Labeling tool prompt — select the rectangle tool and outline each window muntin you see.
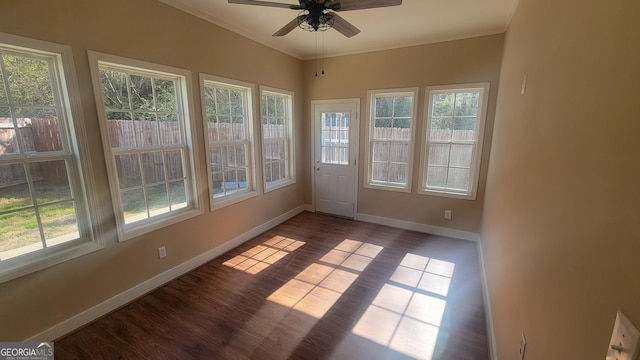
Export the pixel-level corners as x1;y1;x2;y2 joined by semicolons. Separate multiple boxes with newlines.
201;75;256;208
261;88;294;191
420;83;489;199
0;34;101;282
366;89;418;191
321;111;350;165
90;52;200;241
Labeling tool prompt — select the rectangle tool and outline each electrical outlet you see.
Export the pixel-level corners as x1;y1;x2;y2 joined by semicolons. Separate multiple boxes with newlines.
607;311;640;360
444;210;452;220
158;246;166;259
519;332;527;360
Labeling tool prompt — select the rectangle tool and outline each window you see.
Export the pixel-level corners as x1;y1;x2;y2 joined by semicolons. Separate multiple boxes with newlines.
200;75;256;209
365;88;418;192
420;83;490;199
89;52;201;241
321;111;350;165
0;33;102;282
261;87;295;191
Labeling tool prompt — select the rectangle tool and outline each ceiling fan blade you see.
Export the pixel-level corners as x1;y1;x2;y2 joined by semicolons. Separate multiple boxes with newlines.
228;0;296;9
273;17;301;36
335;0;402;11
331;13;360;37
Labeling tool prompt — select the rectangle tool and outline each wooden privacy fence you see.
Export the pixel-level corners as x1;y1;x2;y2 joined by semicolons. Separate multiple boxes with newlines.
109;120;287;183
0;118;64;187
1;119;476;188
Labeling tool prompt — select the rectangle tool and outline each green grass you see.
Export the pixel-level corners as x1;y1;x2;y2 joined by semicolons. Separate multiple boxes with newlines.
0;182;78;253
122;181;187;222
0;180;188;253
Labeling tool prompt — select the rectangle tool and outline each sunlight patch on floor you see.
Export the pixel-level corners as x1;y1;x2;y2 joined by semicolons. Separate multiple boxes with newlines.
267;239;383;319
352;253;455;360
223;235;305;274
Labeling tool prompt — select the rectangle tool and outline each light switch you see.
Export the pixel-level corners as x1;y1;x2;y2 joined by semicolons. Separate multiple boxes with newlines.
606;311;640;360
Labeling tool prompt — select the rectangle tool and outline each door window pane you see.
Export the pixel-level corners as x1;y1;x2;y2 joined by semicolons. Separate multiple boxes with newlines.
321;111;349;165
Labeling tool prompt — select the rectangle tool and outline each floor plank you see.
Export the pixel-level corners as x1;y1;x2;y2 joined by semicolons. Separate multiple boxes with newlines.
55;212;489;360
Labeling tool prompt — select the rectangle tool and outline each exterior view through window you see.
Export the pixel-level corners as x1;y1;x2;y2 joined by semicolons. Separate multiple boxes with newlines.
421;83;489;199
201;75;256;208
321;111;350;165
367;89;418;191
90;52;200;241
0;36;98;278
261;88;294;191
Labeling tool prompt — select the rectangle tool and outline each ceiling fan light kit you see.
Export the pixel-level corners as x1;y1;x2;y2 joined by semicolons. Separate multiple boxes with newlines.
298;10;334;32
228;0;402;37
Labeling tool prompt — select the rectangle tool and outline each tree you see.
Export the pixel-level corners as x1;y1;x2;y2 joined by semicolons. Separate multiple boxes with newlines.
1;54;55;118
430;91;479;131
99;70;177;120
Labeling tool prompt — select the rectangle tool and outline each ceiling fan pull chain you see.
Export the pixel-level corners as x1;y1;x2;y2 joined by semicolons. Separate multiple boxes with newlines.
321;30;325;75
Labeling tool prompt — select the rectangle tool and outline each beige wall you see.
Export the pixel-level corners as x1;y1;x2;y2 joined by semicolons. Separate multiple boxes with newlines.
482;0;640;358
303;35;504;233
0;0;304;340
9;0;635;354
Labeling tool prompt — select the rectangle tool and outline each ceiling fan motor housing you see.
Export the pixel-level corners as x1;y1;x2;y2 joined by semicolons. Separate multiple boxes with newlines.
228;0;402;37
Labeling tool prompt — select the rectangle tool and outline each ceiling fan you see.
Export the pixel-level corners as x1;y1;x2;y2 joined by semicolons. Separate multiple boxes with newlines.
228;0;403;38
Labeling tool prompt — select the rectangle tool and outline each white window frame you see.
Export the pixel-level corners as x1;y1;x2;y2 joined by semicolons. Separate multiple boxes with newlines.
260;86;295;192
419;83;490;200
200;74;257;210
365;88;419;193
88;51;203;242
0;33;104;283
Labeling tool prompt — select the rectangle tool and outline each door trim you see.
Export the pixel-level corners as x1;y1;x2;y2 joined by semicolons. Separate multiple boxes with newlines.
311;98;360;217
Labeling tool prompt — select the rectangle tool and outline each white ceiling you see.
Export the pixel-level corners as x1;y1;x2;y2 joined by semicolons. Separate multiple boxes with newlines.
158;0;519;60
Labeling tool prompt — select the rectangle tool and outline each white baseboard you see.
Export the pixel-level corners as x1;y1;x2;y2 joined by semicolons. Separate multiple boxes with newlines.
28;205;307;342
354;213;480;242
477;238;498;360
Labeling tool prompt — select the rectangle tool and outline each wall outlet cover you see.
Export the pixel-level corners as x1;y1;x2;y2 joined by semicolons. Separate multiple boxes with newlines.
520;332;527;360
606;311;640;360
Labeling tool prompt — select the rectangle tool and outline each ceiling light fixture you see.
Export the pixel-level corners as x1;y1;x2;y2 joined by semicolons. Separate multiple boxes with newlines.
297;9;334;32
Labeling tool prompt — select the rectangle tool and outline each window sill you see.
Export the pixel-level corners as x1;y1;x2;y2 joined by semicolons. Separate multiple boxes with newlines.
0;240;104;284
119;207;204;242
211;190;259;211
418;188;477;200
364;182;411;193
265;179;295;193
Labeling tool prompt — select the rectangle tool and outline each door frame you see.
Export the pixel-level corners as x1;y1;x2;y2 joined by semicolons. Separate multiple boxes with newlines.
311;98;360;217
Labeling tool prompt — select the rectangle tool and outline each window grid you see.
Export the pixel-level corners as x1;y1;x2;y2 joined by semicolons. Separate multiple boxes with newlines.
262;90;293;190
421;84;488;199
98;67;191;227
321;112;349;165
367;90;416;190
203;80;253;204
0;42;91;267
90;52;200;240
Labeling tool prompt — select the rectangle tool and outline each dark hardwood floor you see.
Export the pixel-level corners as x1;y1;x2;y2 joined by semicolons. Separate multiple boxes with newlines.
55;212;489;360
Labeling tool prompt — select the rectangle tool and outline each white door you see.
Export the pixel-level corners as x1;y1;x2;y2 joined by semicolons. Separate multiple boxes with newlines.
312;99;359;218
